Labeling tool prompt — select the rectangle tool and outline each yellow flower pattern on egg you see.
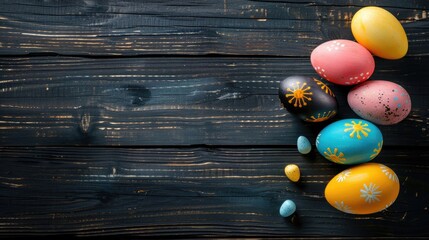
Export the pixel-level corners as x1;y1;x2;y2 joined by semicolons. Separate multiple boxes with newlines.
316;119;383;164
370;141;383;160
306;110;337;122
285;81;313;108
324;147;346;164
279;76;338;122
344;120;371;140
325;163;400;214
314;78;335;97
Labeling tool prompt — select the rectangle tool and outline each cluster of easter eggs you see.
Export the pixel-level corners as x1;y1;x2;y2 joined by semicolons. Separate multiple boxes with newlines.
279;6;410;216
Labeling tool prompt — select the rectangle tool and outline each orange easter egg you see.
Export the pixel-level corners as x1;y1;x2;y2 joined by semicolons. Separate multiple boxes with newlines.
325;163;400;214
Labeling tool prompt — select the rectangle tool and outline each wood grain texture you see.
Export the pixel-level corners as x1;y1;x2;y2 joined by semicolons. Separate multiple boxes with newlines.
1;0;429;238
1;56;428;146
0;147;428;237
0;0;428;56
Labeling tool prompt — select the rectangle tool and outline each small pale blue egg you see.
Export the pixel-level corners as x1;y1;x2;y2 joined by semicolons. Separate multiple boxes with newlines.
297;136;311;154
279;199;296;217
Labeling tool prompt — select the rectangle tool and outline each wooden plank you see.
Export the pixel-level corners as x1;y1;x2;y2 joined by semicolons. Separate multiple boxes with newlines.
0;147;427;237
0;0;428;56
1;56;428;146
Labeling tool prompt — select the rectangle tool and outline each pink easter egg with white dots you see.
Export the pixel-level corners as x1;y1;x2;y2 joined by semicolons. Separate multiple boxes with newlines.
311;39;375;86
347;80;412;125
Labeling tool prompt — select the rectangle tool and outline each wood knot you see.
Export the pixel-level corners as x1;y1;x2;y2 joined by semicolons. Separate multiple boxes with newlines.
80;113;91;134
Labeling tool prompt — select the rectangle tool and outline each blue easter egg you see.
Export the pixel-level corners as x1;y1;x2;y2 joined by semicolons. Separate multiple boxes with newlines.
297;136;311;154
279;199;296;217
316;118;383;165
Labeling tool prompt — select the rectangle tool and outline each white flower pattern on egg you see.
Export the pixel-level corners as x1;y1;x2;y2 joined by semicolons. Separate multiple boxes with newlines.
380;164;399;182
334;201;353;213
384;200;395;210
336;170;351;182
360;183;382;203
325;163;400;214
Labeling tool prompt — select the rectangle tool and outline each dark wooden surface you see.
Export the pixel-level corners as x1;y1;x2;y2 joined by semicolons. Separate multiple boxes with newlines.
0;0;428;238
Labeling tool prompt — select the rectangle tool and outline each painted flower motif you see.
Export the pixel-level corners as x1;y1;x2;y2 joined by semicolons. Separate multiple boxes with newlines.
370;141;383;160
344;120;371;140
306;111;336;122
380;164;399;182
316;134;321;147
285;81;313;108
314;78;335;96
360;183;382;203
324;147;346;164
334;201;353;213
384;200;395;210
336;170;351;182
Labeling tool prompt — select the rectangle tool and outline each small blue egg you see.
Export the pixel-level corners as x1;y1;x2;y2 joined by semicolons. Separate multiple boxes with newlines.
279;199;296;217
297;136;312;154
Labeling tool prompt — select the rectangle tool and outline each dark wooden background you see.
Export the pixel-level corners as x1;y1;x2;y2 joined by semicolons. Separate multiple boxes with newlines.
1;0;428;238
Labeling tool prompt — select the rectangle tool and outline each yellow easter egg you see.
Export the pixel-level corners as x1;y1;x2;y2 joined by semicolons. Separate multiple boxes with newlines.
284;164;300;182
351;6;408;59
325;163;400;214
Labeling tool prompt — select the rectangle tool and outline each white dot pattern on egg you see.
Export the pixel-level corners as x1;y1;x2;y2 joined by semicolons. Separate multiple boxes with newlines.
326;40;346;52
311;39;375;85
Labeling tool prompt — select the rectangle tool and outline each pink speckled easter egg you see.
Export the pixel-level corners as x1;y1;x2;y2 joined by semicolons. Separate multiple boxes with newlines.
311;39;375;86
348;80;411;125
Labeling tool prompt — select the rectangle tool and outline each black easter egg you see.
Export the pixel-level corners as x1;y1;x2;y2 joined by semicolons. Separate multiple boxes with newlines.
279;76;338;122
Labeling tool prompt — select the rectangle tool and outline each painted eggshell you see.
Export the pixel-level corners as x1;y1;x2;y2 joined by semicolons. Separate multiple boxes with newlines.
316;118;383;164
279;199;296;217
325;163;400;214
348;80;411;125
311;39;375;85
352;6;408;59
297;136;311;154
284;164;300;182
279;76;338;122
